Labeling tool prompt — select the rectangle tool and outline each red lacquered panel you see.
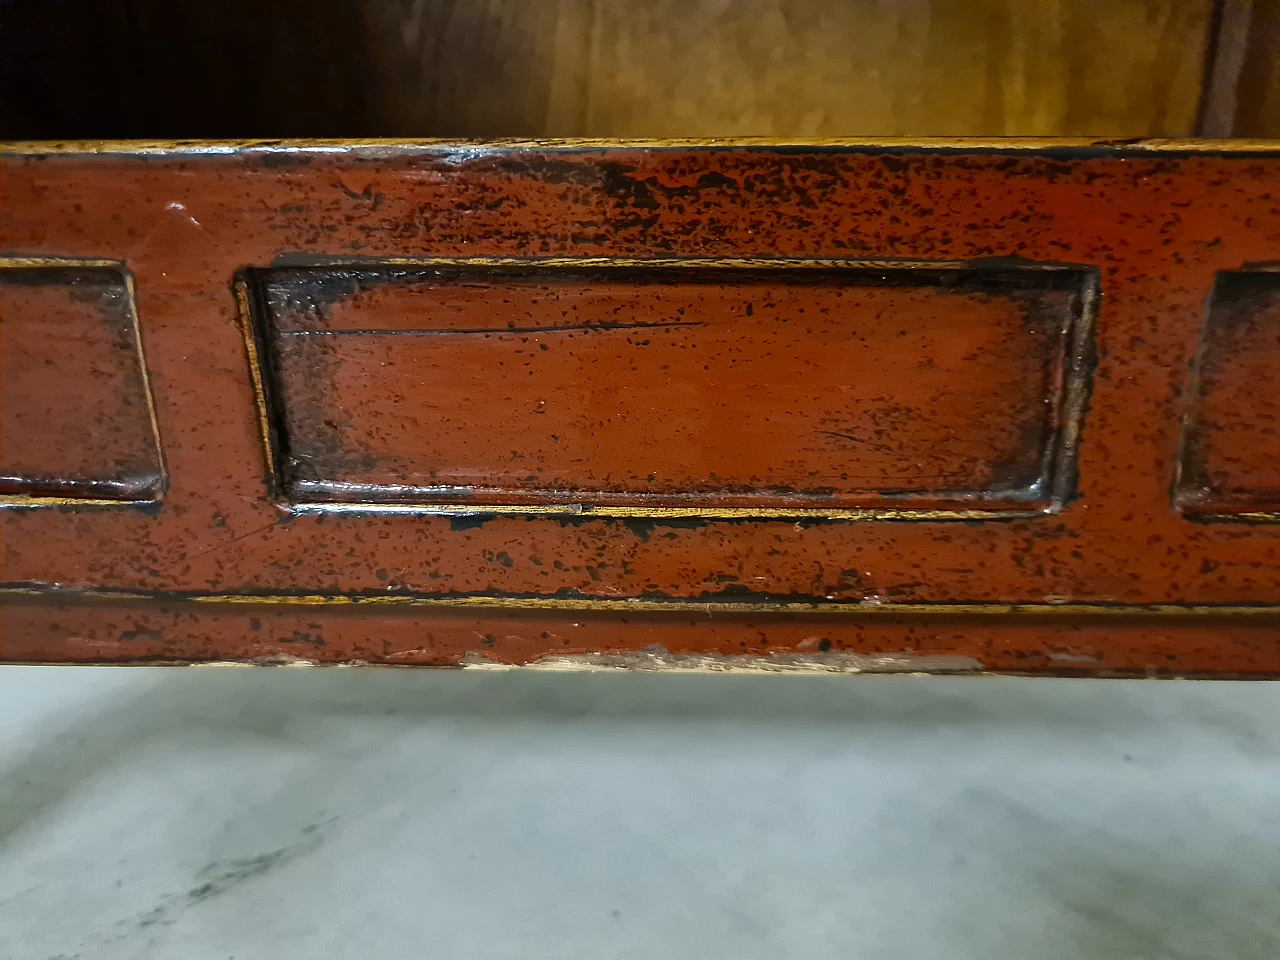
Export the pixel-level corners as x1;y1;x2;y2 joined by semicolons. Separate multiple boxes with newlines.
0;140;1276;675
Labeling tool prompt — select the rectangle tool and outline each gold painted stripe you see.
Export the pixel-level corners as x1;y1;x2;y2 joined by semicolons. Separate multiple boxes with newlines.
234;278;278;485
1;138;1278;155
0;496;159;508
0;257;122;269
124;268;169;493
289;503;1039;521
1186;512;1280;524
275;256;1078;270
1;586;1275;618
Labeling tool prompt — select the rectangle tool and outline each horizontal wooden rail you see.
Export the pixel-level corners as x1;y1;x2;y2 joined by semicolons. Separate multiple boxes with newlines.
1;140;1276;674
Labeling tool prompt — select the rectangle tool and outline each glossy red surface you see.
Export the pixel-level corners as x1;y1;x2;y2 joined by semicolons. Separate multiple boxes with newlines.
255;262;1084;511
0;264;162;499
1175;270;1280;517
1;142;1276;674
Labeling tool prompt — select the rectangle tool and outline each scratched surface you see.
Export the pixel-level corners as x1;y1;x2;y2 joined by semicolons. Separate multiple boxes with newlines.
0;142;1277;673
253;262;1086;512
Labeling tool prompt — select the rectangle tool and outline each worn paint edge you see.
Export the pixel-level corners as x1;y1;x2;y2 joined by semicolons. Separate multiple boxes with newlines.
284;503;1040;521
1047;269;1099;507
5;658;1273;679
1;586;1276;619
123;268;169;498
0;496;161;509
263;255;1085;271
233;277;280;486
458;648;984;674
0;256;123;268
2;137;1279;157
1182;511;1280;523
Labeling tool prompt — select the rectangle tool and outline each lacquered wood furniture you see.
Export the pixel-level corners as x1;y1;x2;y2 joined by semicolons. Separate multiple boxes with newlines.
1;139;1276;674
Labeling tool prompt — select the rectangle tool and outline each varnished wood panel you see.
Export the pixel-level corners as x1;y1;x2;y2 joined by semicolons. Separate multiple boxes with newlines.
1174;270;1280;519
1;1;1220;139
365;0;1215;137
1197;0;1280;137
246;261;1092;515
0;140;1277;675
0;263;164;503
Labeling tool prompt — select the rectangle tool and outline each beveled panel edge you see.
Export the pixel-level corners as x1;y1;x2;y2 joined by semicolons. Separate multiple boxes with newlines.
1172;265;1280;524
234;256;1098;521
0;256;168;509
1045;268;1099;512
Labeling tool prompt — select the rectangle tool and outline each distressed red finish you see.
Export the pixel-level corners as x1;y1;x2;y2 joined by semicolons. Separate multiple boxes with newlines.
250;261;1089;513
0;263;163;500
1174;270;1280;518
0;140;1277;675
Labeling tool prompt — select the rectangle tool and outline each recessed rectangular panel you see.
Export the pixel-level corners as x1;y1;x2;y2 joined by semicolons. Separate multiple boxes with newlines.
247;261;1094;515
1175;270;1280;520
0;263;163;502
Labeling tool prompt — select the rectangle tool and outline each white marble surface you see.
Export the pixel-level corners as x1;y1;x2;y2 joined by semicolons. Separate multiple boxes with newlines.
1;667;1277;960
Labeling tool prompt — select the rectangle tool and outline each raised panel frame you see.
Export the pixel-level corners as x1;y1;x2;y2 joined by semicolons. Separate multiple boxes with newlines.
0;257;166;508
235;257;1098;521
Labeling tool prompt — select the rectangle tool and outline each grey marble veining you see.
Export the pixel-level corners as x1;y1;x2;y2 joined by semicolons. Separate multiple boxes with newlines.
1;667;1276;960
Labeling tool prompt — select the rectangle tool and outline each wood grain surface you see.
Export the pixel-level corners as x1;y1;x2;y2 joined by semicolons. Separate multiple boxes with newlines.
0;0;1237;139
364;0;1217;137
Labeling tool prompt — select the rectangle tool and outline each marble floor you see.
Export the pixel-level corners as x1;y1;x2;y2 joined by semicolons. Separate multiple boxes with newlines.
1;666;1276;959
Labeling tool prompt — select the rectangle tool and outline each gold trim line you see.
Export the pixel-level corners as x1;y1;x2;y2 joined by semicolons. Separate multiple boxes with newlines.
234;278;278;484
287;503;1041;521
0;496;160;508
1;586;1275;618
2;137;1279;156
